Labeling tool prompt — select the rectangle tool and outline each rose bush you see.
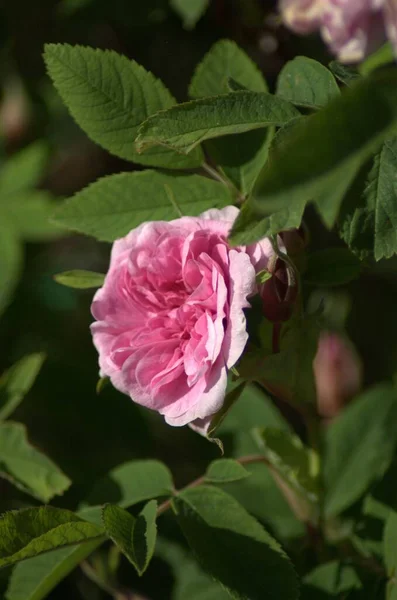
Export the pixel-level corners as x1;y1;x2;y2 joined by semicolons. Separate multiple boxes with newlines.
91;206;274;430
280;0;397;62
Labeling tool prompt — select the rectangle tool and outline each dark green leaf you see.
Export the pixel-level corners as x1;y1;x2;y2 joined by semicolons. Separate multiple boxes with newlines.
303;561;362;595
82;459;174;508
0;143;48;196
384;511;397;578
54;270;105;289
170;0;209;29
102;501;157;575
189;39;268;98
339;137;397;260
189;40;271;194
0;507;104;569
329;61;361;86
324;384;397;517
217;386;304;540
156;537;230;600
136;91;300;154
361;42;395;76
204;381;247;445
229;117;305;244
173;485;299;600
43;44;202;169
5;541;101;600
240;315;320;407
277;56;340;109
0;422;71;503
254;428;319;505
229;194;305;245
52;171;233;241
0;218;22;318
304;248;361;286
5;506;142;600
250;70;397;228
0;353;46;421
205;459;250;484
4;191;65;242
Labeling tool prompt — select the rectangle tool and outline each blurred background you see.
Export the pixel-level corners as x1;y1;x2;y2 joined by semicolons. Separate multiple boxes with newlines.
0;1;396;598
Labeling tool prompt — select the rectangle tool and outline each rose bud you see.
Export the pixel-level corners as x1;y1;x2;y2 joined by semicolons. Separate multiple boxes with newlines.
279;0;395;63
281;226;309;258
313;331;362;419
260;256;298;323
91;206;276;434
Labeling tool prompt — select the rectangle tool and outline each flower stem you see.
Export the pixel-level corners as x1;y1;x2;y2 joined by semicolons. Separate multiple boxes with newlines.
202;162;244;202
156;454;272;516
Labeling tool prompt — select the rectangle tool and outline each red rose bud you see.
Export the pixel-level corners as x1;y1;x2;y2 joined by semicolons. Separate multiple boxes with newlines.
280;226;309;257
261;257;298;323
313;332;362;419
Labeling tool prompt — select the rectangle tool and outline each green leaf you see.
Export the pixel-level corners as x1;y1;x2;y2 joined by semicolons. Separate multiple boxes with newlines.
170;0;209;29
5;541;101;600
173;485;299;600
136;91;300;154
0;507;104;569
102;501;157;576
0;353;46;421
203;380;248;446
54;270;105;289
341;136;397;261
240;315;320;407
0;143;48;196
0;218;23;318
189;39;271;196
229;118;306;245
4;506;140;600
229;194;305;245
384;511;397;578
52;170;233;241
189;39;268;98
303;561;362;595
0;422;71;502
204;459;250;484
324;384;397;517
276;56;340;109
43;44;203;169
4;191;65;242
82;459;174;508
254;428;319;506
217;386;305;541
156;537;230;600
360;42;395;76
329;61;361;86
304;248;361;287
249;70;397;228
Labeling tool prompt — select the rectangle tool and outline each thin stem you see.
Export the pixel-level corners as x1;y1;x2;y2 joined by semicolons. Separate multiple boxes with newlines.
81;560;148;600
81;560;119;596
202;162;244;202
156;454;272;517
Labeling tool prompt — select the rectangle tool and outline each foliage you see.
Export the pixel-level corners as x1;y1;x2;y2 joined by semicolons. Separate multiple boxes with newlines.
2;6;397;600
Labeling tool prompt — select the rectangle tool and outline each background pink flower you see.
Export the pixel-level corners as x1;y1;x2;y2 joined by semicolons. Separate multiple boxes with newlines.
280;0;396;62
91;206;273;431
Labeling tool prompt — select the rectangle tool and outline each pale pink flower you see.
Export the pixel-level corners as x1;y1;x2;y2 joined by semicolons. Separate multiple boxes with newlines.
280;0;396;63
91;207;273;431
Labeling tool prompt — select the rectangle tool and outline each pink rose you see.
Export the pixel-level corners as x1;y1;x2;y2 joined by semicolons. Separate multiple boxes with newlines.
91;206;273;431
280;0;396;63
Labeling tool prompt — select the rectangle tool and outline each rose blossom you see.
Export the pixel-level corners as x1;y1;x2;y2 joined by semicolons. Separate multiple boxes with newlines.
91;206;274;431
279;0;396;63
